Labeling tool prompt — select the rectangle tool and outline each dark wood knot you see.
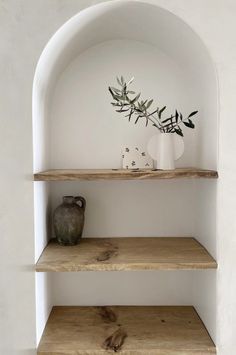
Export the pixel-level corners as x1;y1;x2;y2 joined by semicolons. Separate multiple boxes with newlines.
96;249;117;262
103;328;127;352
98;306;117;323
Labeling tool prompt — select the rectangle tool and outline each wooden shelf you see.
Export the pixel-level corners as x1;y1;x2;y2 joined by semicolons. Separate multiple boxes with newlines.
34;168;218;181
36;237;217;272
37;306;216;354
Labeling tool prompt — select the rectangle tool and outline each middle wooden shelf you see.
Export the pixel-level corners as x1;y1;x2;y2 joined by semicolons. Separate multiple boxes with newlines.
36;237;217;272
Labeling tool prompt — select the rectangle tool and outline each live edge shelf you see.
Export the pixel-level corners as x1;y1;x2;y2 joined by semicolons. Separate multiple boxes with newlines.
37;306;216;355
34;168;218;181
36;237;217;272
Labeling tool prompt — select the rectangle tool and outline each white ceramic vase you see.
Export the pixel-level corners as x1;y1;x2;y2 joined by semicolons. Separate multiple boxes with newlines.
147;133;184;170
158;133;175;170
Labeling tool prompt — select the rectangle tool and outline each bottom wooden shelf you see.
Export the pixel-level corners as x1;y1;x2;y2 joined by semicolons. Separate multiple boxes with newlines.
38;306;216;354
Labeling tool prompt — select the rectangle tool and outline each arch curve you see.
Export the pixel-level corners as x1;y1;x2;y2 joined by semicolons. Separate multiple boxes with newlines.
33;0;218;171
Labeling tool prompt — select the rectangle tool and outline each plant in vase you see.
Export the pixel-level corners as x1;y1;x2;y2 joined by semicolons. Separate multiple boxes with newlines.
108;76;198;170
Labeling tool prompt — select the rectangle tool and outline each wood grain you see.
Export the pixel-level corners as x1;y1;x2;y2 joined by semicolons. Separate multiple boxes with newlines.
36;237;217;272
37;306;216;354
34;168;218;181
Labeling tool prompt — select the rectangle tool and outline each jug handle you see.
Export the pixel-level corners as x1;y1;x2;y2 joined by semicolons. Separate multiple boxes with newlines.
75;196;86;210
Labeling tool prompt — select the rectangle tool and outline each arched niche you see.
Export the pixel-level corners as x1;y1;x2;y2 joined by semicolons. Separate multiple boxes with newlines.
33;0;218;172
32;0;218;345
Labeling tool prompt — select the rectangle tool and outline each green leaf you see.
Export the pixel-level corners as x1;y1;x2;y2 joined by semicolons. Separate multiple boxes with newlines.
111;87;120;93
188;110;198;118
175;128;184;137
158;106;166;118
116;77;122;86
146;99;153;109
127;91;135;94
108;87;118;101
175;110;179;122
130;93;141;104
121;76;125;85
183;121;192;128
111;103;121;106
116;109;130;113
135;115;141;124
128;109;133;121
142;100;148;106
108;87;114;95
184;119;195;129
127;77;134;85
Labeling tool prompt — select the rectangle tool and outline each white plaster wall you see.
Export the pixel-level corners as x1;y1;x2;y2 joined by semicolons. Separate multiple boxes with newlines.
0;1;111;354
39;1;218;344
49;39;199;168
1;1;236;355
45;7;214;341
52;271;192;306
150;2;236;354
49;180;195;316
34;0;218;172
50;180;195;237
193;179;217;339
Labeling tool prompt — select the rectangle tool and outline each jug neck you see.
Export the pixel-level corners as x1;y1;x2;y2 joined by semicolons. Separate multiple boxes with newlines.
63;196;74;204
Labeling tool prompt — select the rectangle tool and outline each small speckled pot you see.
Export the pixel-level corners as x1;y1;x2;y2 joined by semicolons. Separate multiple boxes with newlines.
53;195;86;246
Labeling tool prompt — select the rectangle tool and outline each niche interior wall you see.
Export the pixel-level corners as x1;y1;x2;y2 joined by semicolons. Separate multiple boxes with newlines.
33;0;218;352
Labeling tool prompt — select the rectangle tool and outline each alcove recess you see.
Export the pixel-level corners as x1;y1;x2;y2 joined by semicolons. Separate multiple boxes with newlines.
33;1;218;353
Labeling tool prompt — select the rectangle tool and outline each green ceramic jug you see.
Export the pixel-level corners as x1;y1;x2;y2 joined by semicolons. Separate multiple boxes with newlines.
53;195;86;246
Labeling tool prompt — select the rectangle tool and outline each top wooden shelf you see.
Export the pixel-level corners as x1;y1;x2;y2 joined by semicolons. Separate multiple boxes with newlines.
34;168;218;181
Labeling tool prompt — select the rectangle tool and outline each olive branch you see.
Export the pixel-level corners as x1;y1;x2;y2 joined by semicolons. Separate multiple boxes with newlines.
109;76;198;137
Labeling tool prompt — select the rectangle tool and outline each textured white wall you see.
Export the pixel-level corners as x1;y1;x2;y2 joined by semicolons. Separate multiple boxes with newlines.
35;0;217;345
1;1;236;354
151;3;236;354
50;39;199;169
0;1;109;354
